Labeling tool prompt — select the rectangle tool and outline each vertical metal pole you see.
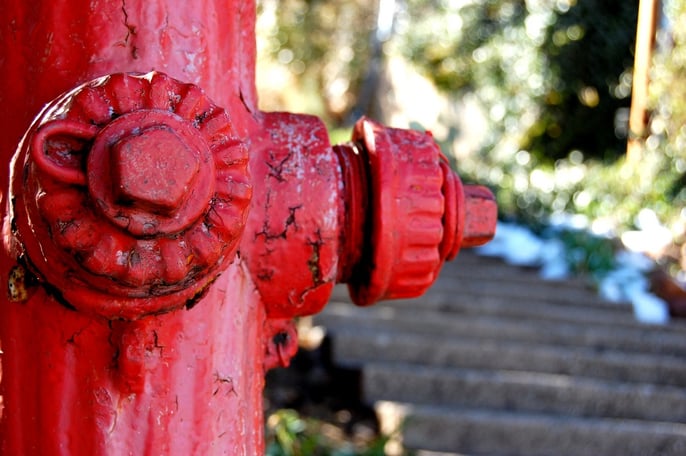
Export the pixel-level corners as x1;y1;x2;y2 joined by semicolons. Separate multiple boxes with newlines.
0;1;266;454
628;0;660;162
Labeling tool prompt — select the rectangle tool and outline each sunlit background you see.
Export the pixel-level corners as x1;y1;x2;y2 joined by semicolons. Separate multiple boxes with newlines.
256;0;685;282
258;0;686;453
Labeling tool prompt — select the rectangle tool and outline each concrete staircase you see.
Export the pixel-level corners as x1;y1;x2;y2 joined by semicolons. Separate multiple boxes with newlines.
313;251;686;456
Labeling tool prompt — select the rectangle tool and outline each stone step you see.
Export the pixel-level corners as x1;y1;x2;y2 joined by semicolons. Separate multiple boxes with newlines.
414;452;465;456
427;274;615;310
324;252;686;455
375;401;686;456
315;303;686;356
440;261;579;285
324;327;686;386
445;251;567;276
363;362;686;422
444;250;589;285
329;285;644;328
333;254;624;311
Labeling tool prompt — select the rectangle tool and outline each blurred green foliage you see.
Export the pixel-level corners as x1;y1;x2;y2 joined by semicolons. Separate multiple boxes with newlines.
398;0;637;164
258;0;375;123
398;0;685;246
394;0;643;231
265;409;391;456
259;0;686;265
649;0;686;212
558;227;617;278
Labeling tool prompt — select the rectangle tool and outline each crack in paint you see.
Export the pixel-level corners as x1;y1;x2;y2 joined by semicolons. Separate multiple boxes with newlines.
239;90;253;115
121;0;138;59
265;151;292;183
150;330;164;356
66;322;91;345
255;200;302;242
212;372;237;397
107;320;120;371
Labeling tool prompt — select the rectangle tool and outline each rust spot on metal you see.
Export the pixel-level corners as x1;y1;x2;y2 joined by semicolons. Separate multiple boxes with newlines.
307;230;324;286
194;110;211;127
7;263;37;302
183;277;215;311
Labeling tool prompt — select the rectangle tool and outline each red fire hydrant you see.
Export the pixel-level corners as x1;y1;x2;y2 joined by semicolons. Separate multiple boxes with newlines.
0;1;496;454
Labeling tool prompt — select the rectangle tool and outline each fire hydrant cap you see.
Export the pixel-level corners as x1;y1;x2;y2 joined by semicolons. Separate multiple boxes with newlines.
343;118;497;307
12;72;252;319
347;118;445;305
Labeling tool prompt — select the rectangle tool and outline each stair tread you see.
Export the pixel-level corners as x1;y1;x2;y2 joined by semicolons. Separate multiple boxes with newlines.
320;252;686;455
328;294;644;329
315;304;686;355
376;401;686;456
363;361;686;422
325;325;686;384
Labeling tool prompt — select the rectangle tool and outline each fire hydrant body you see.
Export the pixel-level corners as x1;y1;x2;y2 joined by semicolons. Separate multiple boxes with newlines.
0;1;496;455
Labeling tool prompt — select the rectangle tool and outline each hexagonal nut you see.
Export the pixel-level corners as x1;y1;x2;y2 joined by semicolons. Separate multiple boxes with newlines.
111;126;199;215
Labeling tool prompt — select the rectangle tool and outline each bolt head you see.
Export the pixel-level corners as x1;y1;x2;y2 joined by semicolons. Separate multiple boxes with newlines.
462;185;497;247
111;126;199;215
